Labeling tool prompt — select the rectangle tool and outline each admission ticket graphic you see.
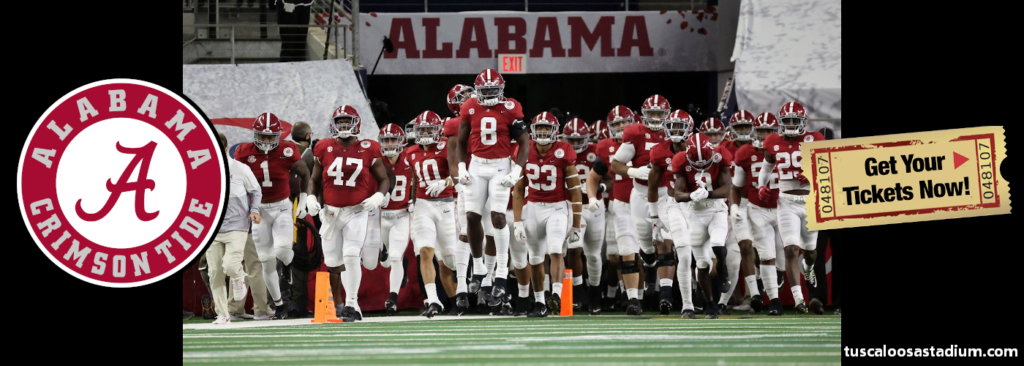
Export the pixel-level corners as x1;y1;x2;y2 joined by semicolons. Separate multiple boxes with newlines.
803;126;1010;230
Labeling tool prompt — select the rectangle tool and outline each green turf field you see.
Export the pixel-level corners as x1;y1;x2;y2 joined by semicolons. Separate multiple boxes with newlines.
183;313;841;365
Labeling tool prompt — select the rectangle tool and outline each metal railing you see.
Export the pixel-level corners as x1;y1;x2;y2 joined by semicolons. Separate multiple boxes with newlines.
183;24;352;65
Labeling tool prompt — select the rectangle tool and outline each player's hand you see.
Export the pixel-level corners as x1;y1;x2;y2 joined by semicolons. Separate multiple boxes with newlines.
362;192;386;211
646;215;665;232
381;193;391;208
407;202;415;213
294;193;309;219
587;199;604;212
730;204;746;223
454;182;466;196
627;166;651;180
425;180;448;197
758;186;771;200
305;195;321;216
250;212;262;225
514;221;527;243
567;227;581;244
690;187;709;202
499;165;523;188
457;163;471;186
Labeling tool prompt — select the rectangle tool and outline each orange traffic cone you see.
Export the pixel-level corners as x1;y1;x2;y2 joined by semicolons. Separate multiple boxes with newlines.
312;272;344;323
561;269;573;316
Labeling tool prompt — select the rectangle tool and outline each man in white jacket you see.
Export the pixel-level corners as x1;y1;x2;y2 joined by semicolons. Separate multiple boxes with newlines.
208;132;264;324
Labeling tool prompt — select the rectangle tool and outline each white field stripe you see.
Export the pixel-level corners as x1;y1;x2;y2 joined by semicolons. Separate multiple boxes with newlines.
183;326;840;335
184;343;842;350
182;327;841;338
258;363;841;366
183;351;840;360
183;319;841;331
184;332;837;340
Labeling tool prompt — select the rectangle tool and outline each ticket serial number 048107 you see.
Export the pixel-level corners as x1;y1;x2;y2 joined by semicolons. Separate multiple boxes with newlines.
802;126;1009;230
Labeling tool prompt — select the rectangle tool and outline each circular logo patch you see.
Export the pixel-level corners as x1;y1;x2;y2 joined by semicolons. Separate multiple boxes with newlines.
360;141;371;149
18;79;227;288
283;147;293;157
438;141;447;149
247;155;256;163
586;152;596;162
804;134;814;142
554;149;565;159
504;101;515;110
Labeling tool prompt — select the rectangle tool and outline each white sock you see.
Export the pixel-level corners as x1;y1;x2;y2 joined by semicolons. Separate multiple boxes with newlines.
484;254;496;280
491;222;511;279
760;265;779;299
518;283;530;297
481;276;492;288
637;282;645;300
261;260;281;303
544;274;551;291
606;285;617;298
552;282;563;297
473;256;486;275
425;283;440;307
573;275;583;286
618;280;625;291
660;278;673;287
342;256;362;306
791;285;804;304
456;270;468;294
388;260;403;294
534;291;545;303
626;288;638;300
745;275;760;297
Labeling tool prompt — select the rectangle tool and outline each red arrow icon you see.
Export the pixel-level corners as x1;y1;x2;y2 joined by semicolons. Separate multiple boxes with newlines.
953;152;969;169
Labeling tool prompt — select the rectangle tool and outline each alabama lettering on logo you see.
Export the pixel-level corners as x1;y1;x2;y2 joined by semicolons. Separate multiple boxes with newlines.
18;79;227;288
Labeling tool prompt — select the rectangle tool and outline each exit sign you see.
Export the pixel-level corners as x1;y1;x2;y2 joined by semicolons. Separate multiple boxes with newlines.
499;54;527;74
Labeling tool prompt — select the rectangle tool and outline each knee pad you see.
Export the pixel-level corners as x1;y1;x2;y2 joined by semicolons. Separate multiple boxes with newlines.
620;257;640;274
638;250;657;267
528;253;545;266
656;252;678;267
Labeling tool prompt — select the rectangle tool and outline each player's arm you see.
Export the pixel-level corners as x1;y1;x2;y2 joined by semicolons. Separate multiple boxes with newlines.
586;168;603;203
458;119;470;164
730;165;746;207
648;164;663;203
710;167;733;199
512;177;526;223
758;155;775;189
511;119;529;169
675;174;693;202
447;138;460;180
291;159;311;204
409;168;418;203
239;162;263;209
566;165;583;229
370;158;390;195
308;157;322;198
385;165;397;193
610;142;634;176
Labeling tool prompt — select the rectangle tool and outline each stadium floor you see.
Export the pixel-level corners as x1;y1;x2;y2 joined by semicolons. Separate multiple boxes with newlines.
183;311;841;365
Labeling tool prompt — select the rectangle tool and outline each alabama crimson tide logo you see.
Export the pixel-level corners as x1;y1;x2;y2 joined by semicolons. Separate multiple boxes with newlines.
18;79;227;288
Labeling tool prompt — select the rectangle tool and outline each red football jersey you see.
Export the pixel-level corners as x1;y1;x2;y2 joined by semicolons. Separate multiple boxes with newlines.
313;139;384;207
596;137;633;202
406;140;454;199
733;144;779;208
672;146;733;192
620;123;666;186
648;141;681;189
459;97;524;159
523;141;577;203
719;139;744;156
443;115;461;138
763;131;824;185
382;151;413;210
235;141;301;202
570;144;600;203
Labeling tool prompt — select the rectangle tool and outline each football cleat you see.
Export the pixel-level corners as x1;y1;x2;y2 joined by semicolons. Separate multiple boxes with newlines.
547;293;561;314
527;302;549;317
768;299;784;316
659;299;672;315
498;302;514;316
274;301;289;319
514;297;530;316
212;316;230;324
588;286;602;315
809;298;824;315
794;302;809;315
201;294;215;319
750;294;764;313
487;284;507;307
384;299;397;316
625;299;643;316
342;306;363;321
802;263;817;288
718;303;732;315
704;302;719;319
468;274;484;294
680;309;696;319
452;293;469;316
424;302;442;318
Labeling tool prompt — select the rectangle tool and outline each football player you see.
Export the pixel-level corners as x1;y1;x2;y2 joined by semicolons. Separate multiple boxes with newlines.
407;111;463;317
512;112;583;317
305;105;391;321
610;95;671;315
234;112;310;319
378;123;415;315
732;112;786;315
456;69;529;308
757;102;825;315
698;117;735;303
673;133;733;319
562;118;604;312
722;110;763;313
595;106;637;312
647;110;694;316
